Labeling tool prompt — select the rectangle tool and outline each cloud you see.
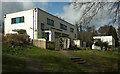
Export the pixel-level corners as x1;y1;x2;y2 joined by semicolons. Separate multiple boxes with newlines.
1;1;35;22
56;2;119;29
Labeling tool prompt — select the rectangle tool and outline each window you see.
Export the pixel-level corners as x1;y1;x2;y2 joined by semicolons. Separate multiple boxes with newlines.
20;17;24;23
41;23;44;30
45;32;49;41
11;16;24;24
60;23;67;30
75;34;76;38
11;18;16;24
70;28;74;32
47;18;54;26
94;39;101;42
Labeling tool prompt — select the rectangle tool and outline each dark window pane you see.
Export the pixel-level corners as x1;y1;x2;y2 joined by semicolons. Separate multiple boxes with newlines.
47;18;54;26
60;23;67;30
41;23;44;30
45;32;49;41
20;17;24;23
70;28;74;32
11;16;24;24
16;17;20;23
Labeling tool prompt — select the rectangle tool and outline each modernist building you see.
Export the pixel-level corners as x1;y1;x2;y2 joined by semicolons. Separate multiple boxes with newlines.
4;8;78;49
92;36;115;50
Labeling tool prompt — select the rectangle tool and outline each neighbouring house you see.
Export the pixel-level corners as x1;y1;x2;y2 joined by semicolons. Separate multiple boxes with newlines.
92;36;115;50
4;8;78;49
74;40;87;48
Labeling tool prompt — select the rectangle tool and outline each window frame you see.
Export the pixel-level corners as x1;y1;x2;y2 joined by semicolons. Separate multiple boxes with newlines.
47;18;54;26
60;23;67;30
70;27;74;32
11;16;24;24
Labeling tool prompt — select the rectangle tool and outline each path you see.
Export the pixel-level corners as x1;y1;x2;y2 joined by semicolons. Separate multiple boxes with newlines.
20;57;43;72
56;50;103;72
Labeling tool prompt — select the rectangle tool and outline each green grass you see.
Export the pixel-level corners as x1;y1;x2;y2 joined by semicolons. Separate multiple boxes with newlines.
21;46;84;72
2;53;25;72
69;50;118;72
2;43;88;72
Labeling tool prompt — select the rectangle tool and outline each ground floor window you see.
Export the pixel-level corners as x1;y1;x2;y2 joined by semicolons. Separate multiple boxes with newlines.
45;32;49;41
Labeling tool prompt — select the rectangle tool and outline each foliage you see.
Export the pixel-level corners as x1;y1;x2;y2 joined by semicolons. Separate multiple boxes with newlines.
95;39;108;51
103;42;108;51
2;34;31;54
95;40;104;50
3;34;31;47
78;47;90;50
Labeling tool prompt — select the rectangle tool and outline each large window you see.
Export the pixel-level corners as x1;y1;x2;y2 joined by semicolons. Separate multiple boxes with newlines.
47;18;54;26
60;23;67;30
11;16;24;24
70;28;74;32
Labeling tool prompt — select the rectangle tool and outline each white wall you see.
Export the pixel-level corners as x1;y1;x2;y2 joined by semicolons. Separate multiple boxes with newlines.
92;36;115;50
4;9;34;39
74;40;80;47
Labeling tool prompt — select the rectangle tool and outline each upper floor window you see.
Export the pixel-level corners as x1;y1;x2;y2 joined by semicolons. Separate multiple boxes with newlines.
47;18;54;26
60;23;67;30
11;16;24;24
70;28;74;32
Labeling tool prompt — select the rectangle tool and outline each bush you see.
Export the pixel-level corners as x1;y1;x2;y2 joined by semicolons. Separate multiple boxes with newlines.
3;34;31;47
2;34;31;54
69;45;78;50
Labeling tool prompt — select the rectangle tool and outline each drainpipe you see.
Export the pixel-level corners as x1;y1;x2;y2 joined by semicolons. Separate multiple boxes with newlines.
33;9;34;40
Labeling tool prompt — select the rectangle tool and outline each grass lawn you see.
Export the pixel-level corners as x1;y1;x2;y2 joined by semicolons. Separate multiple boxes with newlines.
2;53;25;72
3;43;88;72
69;50;119;72
21;46;84;72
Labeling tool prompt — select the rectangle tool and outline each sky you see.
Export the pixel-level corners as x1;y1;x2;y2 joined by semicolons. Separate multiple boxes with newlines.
0;0;119;30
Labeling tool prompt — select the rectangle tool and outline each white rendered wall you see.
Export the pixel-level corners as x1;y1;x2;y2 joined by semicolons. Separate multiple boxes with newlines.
4;9;34;39
74;40;80;47
92;36;115;49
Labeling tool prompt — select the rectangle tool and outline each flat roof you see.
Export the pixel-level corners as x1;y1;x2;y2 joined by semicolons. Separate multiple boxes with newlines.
4;8;75;27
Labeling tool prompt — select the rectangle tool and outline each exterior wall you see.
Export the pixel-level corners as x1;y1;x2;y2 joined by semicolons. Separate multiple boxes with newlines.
4;9;34;39
74;40;81;47
37;8;77;41
33;39;46;49
92;36;115;50
4;8;78;49
74;40;87;48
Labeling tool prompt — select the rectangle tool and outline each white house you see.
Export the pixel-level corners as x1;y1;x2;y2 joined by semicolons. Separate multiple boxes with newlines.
4;8;78;49
92;36;115;50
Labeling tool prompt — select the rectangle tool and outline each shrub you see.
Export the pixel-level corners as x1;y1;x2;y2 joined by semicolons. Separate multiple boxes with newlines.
2;34;31;54
3;34;31;47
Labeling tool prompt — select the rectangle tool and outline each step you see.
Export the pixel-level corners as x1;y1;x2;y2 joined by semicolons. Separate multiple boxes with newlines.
70;57;82;60
71;59;84;62
76;61;86;64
